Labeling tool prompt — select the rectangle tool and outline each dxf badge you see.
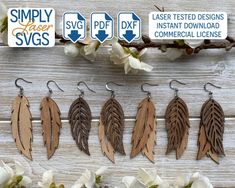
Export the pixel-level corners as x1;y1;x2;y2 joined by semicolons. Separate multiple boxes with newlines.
63;12;86;43
8;8;55;47
118;12;141;43
90;12;113;43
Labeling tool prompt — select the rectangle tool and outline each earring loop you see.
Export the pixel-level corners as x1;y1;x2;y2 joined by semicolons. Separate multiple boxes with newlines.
15;78;32;96
77;81;96;97
169;79;186;96
105;81;123;97
141;83;159;98
47;80;64;95
204;82;221;98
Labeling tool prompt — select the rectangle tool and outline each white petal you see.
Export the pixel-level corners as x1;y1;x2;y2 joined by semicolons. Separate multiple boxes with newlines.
111;42;129;59
124;61;131;74
0;3;7;20
185;39;204;48
2;161;14;177
128;56;153;72
80;46;96;62
122;176;145;188
139;48;147;57
191;177;213;188
64;43;80;58
140;61;153;72
83;41;100;56
165;48;184;61
175;175;190;186
74;169;96;188
20;176;32;186
190;172;200;182
38;170;54;188
0;167;11;185
95;166;108;176
15;161;25;175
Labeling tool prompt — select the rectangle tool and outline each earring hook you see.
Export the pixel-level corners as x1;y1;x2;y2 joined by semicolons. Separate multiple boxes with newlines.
47;80;64;95
15;78;32;95
169;79;186;96
141;83;159;97
105;81;123;97
204;82;221;98
77;81;96;97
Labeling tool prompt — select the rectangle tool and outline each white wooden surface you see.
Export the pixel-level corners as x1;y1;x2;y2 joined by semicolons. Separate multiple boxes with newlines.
0;0;235;187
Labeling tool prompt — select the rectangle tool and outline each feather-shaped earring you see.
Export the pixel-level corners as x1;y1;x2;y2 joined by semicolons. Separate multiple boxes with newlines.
99;81;125;163
131;83;158;163
197;82;225;164
11;78;33;160
40;80;64;159
165;80;190;159
68;81;95;155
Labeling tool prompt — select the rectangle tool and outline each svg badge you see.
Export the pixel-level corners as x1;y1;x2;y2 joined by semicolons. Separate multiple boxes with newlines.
8;8;55;47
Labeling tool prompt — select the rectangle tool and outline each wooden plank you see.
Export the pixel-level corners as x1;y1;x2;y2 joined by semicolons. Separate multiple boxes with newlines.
0;47;234;118
0;119;234;187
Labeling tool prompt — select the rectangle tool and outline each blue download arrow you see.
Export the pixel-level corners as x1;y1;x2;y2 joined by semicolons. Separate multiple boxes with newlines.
123;30;136;43
95;30;108;43
68;30;81;43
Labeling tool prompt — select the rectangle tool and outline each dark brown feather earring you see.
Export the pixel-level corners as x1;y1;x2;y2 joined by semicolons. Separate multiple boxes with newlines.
165;80;190;159
197;82;225;164
131;83;158;163
99;81;125;163
68;81;95;156
40;80;64;159
11;78;33;160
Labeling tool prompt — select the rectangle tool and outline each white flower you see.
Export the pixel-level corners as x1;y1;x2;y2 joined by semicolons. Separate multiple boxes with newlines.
190;173;213;188
109;41;153;74
64;42;80;57
184;39;204;48
72;167;107;188
38;170;54;188
137;168;163;187
0;161;32;187
79;40;100;61
122;176;145;188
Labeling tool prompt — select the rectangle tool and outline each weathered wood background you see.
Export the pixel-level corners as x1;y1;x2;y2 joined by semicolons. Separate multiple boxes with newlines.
0;0;235;187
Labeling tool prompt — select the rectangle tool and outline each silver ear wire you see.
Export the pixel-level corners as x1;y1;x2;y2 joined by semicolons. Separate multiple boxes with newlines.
169;79;186;96
77;81;96;97
15;78;32;96
141;83;159;98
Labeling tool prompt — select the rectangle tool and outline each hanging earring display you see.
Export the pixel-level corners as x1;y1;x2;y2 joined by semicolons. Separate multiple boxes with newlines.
197;83;225;164
165;80;190;159
68;81;95;155
40;80;64;159
99;82;125;163
11;78;33;160
130;83;158;163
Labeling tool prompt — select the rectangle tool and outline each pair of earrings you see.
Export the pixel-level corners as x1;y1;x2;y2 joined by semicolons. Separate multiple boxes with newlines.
11;78;63;160
130;80;225;164
68;81;125;163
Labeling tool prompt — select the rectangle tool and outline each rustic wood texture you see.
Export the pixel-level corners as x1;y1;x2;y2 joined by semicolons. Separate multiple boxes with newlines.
11;95;32;160
69;97;92;156
197;98;225;164
0;0;234;187
40;97;62;159
131;97;156;163
165;96;190;160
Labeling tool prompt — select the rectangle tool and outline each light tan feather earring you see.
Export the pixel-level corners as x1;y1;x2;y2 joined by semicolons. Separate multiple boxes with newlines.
165;80;190;159
11;78;33;160
99;82;125;163
40;80;64;159
131;83;158;163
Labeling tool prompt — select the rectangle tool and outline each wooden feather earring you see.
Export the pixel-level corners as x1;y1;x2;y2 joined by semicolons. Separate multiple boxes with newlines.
11;78;33;160
197;82;225;164
99;81;125;163
131;83;158;163
68;81;95;155
165;79;190;159
40;80;64;159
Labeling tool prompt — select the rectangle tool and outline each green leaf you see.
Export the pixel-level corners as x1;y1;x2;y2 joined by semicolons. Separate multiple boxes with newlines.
184;182;193;188
0;17;8;33
175;39;185;46
96;175;101;184
149;185;158;188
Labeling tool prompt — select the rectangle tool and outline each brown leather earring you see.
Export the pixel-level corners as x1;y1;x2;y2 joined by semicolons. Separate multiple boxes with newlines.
68;81;95;156
130;83;158;163
11;78;33;160
165;80;190;159
40;80;64;159
197;82;225;164
99;81;125;163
